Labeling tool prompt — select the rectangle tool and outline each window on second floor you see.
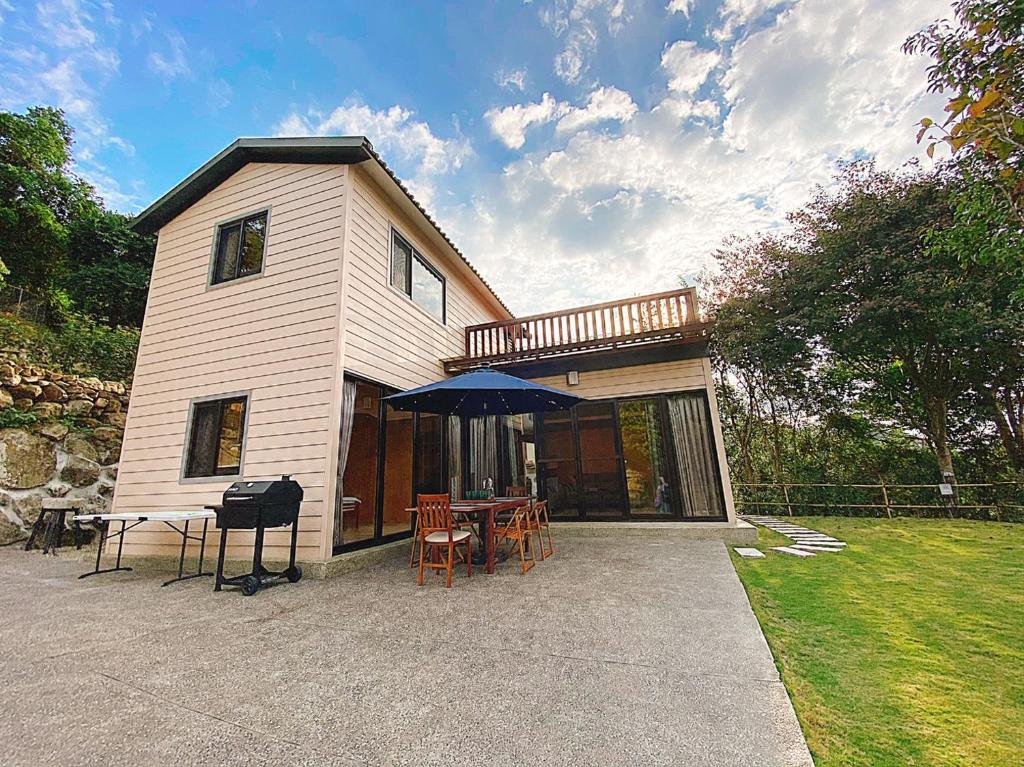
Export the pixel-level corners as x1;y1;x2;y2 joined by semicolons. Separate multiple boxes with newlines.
212;211;268;285
390;229;446;323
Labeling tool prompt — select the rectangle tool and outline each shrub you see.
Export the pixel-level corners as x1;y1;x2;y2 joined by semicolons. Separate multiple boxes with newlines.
0;312;138;382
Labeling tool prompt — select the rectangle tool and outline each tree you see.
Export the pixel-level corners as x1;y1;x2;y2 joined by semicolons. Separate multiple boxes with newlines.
708;162;1024;487
905;0;1024;184
66;209;154;327
0;107;93;299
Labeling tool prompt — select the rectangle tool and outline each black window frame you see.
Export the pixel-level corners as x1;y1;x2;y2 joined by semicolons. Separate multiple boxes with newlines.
211;210;269;286
183;395;249;479
390;228;447;324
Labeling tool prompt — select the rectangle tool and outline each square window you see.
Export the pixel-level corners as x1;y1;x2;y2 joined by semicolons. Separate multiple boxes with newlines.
212;211;268;285
184;396;248;478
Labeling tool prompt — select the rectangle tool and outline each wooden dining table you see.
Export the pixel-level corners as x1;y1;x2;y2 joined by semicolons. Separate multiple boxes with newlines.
406;497;532;574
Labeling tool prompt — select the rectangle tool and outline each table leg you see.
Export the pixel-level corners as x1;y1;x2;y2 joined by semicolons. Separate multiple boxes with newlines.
78;519;134;579
485;508;495;574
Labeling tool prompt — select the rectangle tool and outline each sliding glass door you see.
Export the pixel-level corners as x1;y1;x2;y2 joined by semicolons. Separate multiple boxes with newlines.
535;392;726;522
335;374;450;553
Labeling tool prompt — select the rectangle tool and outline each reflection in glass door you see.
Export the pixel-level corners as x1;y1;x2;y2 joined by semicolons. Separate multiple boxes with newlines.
536;410;578;518
618;399;674;516
576;402;627;518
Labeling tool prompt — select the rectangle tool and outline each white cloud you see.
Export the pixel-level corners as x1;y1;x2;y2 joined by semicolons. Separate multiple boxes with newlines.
486;86;637;149
666;0;694;17
147;31;190;81
485;92;567;149
443;0;948;314
556;86;638;133
495;67;528;92
661;40;721;94
541;0;632;84
712;0;790;41
274;101;472;207
0;0;141;208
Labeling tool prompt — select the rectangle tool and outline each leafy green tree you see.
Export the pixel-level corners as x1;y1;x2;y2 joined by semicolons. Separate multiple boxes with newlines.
0;107;93;300
66;208;154;327
904;0;1024;201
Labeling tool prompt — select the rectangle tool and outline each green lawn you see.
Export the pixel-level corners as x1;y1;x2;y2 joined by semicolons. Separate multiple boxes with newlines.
731;517;1024;767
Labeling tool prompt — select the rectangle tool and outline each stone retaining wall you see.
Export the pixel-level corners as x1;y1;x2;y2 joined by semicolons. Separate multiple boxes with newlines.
0;358;129;544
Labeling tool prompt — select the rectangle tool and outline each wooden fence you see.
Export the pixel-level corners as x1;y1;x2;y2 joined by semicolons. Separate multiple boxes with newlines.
734;481;1024;522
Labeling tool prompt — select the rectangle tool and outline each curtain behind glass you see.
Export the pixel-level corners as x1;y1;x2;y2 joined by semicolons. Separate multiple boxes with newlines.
447;416;462;499
667;394;725;518
333;378;358;547
468;416;497;493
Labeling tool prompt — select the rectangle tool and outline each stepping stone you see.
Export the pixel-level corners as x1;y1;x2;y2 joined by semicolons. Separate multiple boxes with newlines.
791;544;845;553
771;546;816;558
733;547;766;558
787;535;841;543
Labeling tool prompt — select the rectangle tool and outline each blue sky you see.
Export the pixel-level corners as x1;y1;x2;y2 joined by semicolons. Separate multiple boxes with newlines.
0;0;950;314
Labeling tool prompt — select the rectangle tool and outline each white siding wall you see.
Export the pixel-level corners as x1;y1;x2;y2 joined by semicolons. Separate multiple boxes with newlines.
340;166;503;390
112;162;347;562
527;359;706;400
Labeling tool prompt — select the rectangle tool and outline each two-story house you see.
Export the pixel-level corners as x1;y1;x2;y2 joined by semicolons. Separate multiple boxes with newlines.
116;136;753;572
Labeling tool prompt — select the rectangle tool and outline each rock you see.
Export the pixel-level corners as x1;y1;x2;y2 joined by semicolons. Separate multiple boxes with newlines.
38;422;69;441
93;397;109;410
60;455;101;487
0;364;18;385
98;481;115;498
31;402;63;419
0;515;24;545
103;399;122;414
8;383;42;400
65;399;93;416
81;377;103;390
0;389;13;409
105;412;127;428
100;466;117;483
98;442;121;465
64;433;100;463
105;381;125;395
77;418;101;428
13;493;43;527
14;398;34;411
80;493;108;515
0;429;57;489
91;427;121;445
40;383;66;403
46;481;72;498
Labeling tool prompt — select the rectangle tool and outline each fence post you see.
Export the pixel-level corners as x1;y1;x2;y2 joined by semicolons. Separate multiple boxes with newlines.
880;482;892;518
782;483;793;517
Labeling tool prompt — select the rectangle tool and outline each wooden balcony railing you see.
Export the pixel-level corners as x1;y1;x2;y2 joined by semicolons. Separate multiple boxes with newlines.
445;287;707;372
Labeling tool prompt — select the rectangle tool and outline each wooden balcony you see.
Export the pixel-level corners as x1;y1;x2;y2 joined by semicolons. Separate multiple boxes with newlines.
444;287;709;373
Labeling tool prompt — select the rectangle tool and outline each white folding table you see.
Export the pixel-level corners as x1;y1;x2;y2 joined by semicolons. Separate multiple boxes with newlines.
72;510;216;587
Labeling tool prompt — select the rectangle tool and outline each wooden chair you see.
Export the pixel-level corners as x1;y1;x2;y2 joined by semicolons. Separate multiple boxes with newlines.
493;504;535;574
416;494;472;588
505;486;530;497
523;500;554;560
409;501;474;568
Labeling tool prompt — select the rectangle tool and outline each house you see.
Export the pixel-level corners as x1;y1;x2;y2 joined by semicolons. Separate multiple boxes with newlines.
117;136;753;572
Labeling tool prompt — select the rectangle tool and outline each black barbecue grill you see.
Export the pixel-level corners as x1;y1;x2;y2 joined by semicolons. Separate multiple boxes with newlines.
209;475;303;596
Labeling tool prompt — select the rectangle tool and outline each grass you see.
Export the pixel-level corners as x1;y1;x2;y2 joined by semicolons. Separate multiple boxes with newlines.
731;517;1024;767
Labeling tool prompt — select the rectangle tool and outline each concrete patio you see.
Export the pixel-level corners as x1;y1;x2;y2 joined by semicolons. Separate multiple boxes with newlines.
0;533;812;766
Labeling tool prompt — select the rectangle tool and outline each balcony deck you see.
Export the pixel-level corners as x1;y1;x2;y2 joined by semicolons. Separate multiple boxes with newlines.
444;287;710;373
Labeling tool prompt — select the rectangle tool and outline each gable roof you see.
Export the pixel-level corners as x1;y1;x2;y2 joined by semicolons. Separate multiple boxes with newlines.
130;136;512;318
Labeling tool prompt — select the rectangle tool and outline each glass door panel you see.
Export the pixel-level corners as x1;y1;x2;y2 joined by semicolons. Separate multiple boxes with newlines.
340;381;381;545
618;399;674;516
576;402;626;518
381;407;414;537
537;410;579;518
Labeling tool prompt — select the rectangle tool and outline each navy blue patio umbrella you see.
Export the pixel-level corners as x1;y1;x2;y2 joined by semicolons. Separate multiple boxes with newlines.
382;367;585;416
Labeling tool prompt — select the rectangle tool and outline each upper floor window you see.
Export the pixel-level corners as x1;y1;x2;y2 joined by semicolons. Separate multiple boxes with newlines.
390;229;445;323
184;395;248;479
212;211;268;285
